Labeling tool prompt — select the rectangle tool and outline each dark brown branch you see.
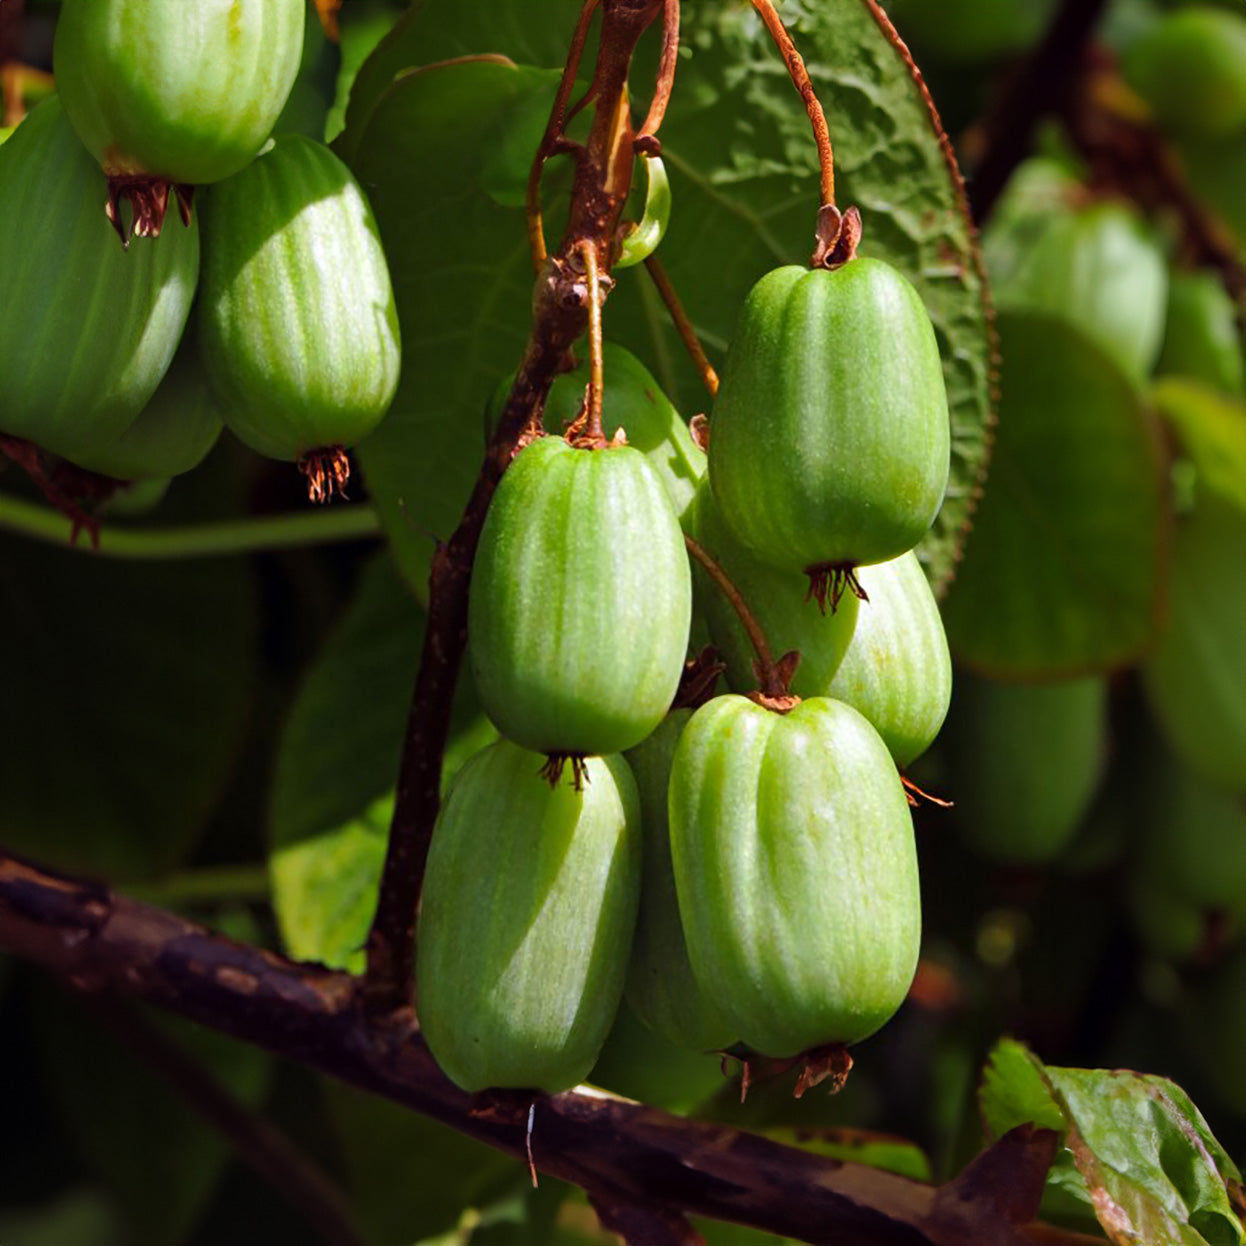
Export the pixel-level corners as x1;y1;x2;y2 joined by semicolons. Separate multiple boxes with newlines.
1;849;1097;1246
364;0;665;1014
84;996;364;1246
967;0;1111;223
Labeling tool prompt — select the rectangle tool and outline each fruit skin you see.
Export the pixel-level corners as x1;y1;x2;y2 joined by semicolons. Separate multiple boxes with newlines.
0;96;200;460
416;740;641;1094
708;259;950;575
1142;492;1246;792
669;695;920;1057
685;480;860;695
469;436;692;757
622;711;736;1053
1156;270;1245;399
825;551;952;768
198;134;401;461
54;0;304;185
540;342;706;523
1123;6;1246;140
64;331;224;481
945;675;1107;865
987;199;1167;383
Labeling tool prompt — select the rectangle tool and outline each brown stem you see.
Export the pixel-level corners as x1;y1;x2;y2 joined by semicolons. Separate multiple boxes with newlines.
582;238;606;443
683;533;789;698
83;995;364;1246
643;253;719;398
0;848;1090;1246
967;0;1111;223
527;0;602;269
750;0;835;209
364;0;664;1015
635;0;681;150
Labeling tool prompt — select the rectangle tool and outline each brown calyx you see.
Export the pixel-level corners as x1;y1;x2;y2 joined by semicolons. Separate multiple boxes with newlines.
805;562;868;614
539;752;591;791
746;689;800;716
811;203;862;270
720;1041;853;1102
105;175;194;249
298;447;352;504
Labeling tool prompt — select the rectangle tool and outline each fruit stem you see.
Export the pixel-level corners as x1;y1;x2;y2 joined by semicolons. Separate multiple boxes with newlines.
634;0;681;152
526;0;602;270
643;253;719;398
0;491;382;559
750;0;835;209
684;532;791;698
582;239;607;444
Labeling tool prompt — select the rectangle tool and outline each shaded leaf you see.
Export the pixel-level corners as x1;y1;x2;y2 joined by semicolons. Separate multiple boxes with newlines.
940;310;1168;677
323;1079;524;1245
34;986;271;1246
347;60;564;594
0;530;256;881
1150;377;1246;512
269;552;491;970
605;0;994;592
979;1038;1245;1246
762;1125;932;1183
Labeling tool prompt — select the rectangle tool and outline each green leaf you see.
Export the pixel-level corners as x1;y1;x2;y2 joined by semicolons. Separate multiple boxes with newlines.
604;0;994;592
334;0;583;161
269;552;493;970
0;1191;122;1246
940;310;1168;677
34;987;271;1246
269;553;420;969
979;1039;1246;1246
346;59;564;594
0;530;256;881
338;0;991;592
1150;377;1246;512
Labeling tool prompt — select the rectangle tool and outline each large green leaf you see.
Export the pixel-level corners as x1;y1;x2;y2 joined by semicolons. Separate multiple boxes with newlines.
606;0;994;592
347;60;564;594
268;552;493;971
0;530;256;881
980;1039;1245;1246
940;310;1168;677
340;0;990;593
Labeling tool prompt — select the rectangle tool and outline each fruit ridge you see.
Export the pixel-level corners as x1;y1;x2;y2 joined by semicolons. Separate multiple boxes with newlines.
416;740;641;1094
669;694;921;1057
198;133;401;468
0;96;200;461
54;0;305;187
708;258;951;577
469;435;692;758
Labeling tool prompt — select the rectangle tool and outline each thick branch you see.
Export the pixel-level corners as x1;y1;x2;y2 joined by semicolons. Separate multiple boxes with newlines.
0;849;1101;1246
365;0;664;1012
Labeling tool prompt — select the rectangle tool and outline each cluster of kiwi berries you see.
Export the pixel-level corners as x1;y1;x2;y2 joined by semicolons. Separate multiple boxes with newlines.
0;0;400;507
417;206;955;1097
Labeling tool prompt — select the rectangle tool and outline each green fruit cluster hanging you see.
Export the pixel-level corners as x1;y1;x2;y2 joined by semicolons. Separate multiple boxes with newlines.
0;4;401;504
419;200;955;1092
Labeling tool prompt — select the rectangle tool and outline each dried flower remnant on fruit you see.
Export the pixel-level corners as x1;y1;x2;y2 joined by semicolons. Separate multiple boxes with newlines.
299;448;352;504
